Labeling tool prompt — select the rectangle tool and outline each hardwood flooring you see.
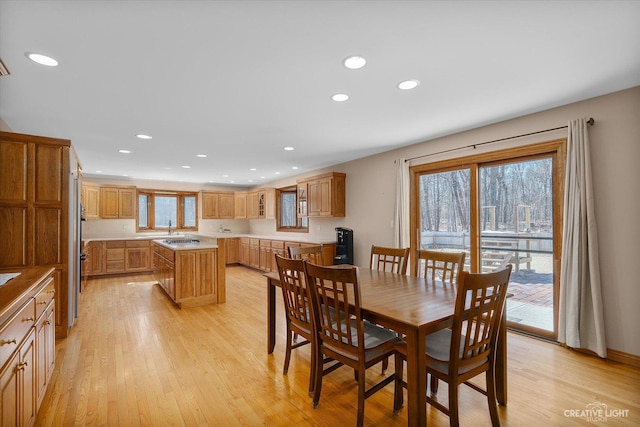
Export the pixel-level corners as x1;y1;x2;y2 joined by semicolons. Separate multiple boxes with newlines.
36;266;640;426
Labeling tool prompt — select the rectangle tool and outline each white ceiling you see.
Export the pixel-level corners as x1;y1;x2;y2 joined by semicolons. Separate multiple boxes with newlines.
1;1;639;186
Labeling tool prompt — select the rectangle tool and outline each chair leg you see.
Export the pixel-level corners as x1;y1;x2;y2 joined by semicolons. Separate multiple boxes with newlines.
448;383;459;427
429;374;439;396
283;327;292;375
312;348;324;408
486;369;501;426
382;356;389;373
308;339;317;397
393;353;404;412
357;368;366;427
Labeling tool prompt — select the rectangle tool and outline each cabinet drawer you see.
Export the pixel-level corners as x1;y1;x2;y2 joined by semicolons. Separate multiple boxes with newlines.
270;240;285;250
35;277;55;320
106;240;126;249
0;299;36;369
126;240;150;248
249;238;260;246
240;237;250;245
259;239;272;248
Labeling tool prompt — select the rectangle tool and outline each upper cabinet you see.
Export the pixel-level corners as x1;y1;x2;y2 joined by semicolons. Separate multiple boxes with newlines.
81;182;100;219
258;188;275;219
100;186;135;219
297;172;345;217
234;192;247;219
201;191;235;219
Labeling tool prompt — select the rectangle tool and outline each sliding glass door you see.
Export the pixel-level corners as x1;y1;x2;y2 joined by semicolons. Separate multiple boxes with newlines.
412;140;565;339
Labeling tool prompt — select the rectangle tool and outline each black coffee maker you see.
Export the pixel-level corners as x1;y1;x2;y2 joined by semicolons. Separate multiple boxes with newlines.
334;227;353;265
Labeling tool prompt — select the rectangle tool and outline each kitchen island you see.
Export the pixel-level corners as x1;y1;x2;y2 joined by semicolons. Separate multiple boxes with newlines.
152;237;226;308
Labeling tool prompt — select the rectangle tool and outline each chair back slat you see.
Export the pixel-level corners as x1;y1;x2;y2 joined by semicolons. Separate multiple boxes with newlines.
416;250;466;286
370;245;410;275
450;265;511;373
288;245;324;264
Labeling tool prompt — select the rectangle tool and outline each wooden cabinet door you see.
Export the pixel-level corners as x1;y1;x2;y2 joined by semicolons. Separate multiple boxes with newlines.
234;193;247;219
100;187;119;218
225;238;240;264
0;349;20;426
218;193;235;218
307;179;321;216
246;192;259;219
81;183;100;219
201;192;219;219
297;183;308;217
85;241;105;275
0;139;28;204
318;177;332;216
36;301;55;409
118;188;135;218
125;247;150;271
240;241;250;265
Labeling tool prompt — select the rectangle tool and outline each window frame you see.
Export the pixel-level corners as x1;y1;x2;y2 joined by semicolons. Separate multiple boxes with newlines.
136;189;198;232
275;185;308;232
409;138;566;340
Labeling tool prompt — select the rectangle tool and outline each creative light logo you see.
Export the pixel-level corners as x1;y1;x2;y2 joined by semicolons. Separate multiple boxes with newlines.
564;401;630;423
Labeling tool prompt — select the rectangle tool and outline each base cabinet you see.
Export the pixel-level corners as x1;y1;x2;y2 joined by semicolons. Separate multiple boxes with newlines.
0;267;56;426
153;244;225;307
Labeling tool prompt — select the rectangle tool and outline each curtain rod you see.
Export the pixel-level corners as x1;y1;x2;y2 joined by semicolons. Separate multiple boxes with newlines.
405;117;595;163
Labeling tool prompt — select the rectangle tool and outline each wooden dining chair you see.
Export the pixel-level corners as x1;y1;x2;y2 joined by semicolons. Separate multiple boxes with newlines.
304;262;400;427
288;245;324;264
416;249;466;286
393;264;512;426
370;245;410;275
274;255;341;396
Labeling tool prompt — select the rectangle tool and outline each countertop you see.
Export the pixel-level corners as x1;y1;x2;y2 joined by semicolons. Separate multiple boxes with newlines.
152;239;218;251
83;232;337;245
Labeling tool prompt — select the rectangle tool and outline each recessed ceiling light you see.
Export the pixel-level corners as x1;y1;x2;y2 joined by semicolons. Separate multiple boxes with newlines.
223;174;229;178
25;52;58;67
248;179;254;183
196;154;207;158
292;166;299;170
249;168;257;171
275;172;281;175
181;165;191;169
96;170;103;173
118;149;132;154
283;146;294;151
398;80;420;90
135;134;152;140
331;93;349;102
343;56;366;70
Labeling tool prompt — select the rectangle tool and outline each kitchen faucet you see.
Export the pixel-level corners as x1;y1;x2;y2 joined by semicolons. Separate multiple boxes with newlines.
168;220;173;235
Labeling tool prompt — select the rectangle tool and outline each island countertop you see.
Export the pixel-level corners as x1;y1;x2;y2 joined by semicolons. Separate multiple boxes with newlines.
152;238;218;251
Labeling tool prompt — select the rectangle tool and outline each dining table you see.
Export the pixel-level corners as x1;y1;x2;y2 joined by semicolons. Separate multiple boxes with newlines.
264;267;508;427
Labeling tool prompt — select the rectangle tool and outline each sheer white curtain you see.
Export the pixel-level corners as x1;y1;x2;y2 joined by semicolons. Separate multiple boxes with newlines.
393;158;410;248
558;118;607;357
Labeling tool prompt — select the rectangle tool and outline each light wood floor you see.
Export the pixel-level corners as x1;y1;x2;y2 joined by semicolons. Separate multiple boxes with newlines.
36;266;639;426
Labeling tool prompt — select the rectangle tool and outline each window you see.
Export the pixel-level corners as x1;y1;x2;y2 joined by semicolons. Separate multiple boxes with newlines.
276;185;308;232
411;139;565;340
137;190;198;231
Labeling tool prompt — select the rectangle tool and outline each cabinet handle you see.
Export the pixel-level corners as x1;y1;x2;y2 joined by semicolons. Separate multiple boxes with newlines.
1;339;17;345
47;290;56;294
17;361;28;371
45;320;51;325
24;317;35;322
38;301;48;305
